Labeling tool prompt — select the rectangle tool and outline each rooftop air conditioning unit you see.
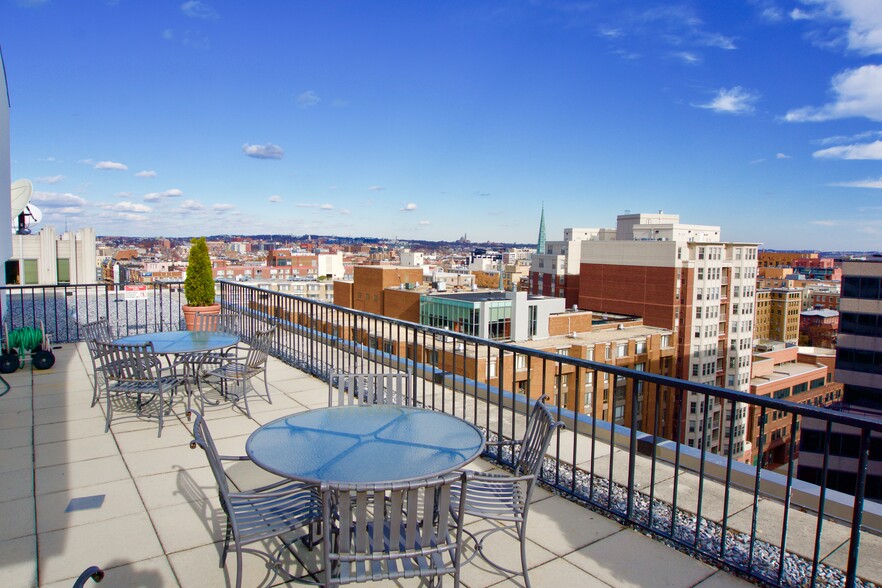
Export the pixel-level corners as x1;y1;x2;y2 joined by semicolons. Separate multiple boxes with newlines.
567;332;578;339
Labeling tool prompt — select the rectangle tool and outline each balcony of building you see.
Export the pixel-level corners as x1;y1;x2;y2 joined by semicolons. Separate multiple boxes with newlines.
0;281;880;588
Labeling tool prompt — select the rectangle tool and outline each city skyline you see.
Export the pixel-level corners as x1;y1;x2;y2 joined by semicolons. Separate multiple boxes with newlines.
3;1;882;249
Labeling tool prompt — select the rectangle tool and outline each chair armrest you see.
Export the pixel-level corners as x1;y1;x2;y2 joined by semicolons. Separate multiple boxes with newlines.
218;454;250;461
485;439;522;449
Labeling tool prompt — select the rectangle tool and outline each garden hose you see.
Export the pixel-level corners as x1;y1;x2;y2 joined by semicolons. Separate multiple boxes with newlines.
6;326;45;352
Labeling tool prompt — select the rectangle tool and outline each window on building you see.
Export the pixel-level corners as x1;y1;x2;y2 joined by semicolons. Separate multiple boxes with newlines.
22;260;38;285
617;343;628;357
56;258;71;283
515;355;527;370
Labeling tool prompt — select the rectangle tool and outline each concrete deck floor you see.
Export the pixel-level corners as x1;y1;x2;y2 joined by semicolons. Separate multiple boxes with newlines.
0;342;755;587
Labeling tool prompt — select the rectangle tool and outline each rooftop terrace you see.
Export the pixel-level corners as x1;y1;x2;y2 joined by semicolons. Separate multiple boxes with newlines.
2;344;757;588
1;280;880;588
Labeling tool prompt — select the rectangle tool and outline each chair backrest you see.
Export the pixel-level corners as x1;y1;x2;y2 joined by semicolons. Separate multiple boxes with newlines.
244;325;274;370
94;341;161;382
321;471;468;586
513;395;565;478
188;411;232;500
193;311;240;335
82;319;114;357
328;371;413;407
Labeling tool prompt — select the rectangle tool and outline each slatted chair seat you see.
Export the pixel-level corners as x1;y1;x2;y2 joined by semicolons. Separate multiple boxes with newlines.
189;411;322;588
451;395;564;588
226;480;321;546
450;473;529;521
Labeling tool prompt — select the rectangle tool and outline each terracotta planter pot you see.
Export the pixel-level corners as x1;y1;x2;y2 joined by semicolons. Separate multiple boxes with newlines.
182;303;221;331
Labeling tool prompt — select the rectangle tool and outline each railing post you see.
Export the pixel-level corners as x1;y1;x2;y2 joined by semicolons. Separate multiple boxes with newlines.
844;428;871;588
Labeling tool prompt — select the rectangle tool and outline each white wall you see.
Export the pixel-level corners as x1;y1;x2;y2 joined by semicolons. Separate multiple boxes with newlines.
0;50;12;292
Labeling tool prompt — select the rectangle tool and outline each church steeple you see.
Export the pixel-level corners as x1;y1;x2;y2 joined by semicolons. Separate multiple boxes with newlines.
536;204;546;254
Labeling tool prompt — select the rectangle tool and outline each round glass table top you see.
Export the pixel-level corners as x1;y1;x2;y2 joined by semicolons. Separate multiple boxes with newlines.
113;330;239;354
246;405;485;485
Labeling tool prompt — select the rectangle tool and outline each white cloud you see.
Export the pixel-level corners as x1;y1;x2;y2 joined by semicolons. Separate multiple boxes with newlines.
785;65;882;122
114;192;132;198
598;27;623;39
94;160;128;171
268;195;283;203
143;188;183;201
776;152;792;159
320;203;334;210
296;203;320;208
212;203;234;212
242;143;284;159
695;87;759;114
401;203;417;212
672;51;701;64
368;185;385;191
419;220;430;225
797;0;882;55
110;202;151;213
699;32;736;50
814;140;882;159
340;209;351;215
36;175;65;184
831;176;882;188
162;29;174;40
32;192;87;208
135;170;157;178
180;199;205;211
296;90;321;108
181;0;218;20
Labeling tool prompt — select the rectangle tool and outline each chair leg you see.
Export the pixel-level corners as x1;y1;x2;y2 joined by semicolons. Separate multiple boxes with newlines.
221;520;232;567
263;368;272;404
518;521;530;588
104;386;112;433
235;546;244;588
242;380;251;418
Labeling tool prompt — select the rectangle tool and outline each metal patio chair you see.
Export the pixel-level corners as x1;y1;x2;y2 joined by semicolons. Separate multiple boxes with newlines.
451;395;564;588
320;471;470;587
328;371;414;407
95;340;189;437
82;318;115;407
196;325;274;417
174;310;242;378
189;411;322;588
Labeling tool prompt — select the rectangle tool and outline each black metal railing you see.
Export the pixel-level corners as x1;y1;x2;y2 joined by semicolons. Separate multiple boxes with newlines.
0;282;186;342
5;280;881;587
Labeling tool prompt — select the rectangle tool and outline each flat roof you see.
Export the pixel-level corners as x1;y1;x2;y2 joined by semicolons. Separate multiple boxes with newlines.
751;361;824;386
518;325;672;349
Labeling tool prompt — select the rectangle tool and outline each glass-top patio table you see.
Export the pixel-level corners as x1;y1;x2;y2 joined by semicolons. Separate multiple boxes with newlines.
246;405;485;485
113;330;239;354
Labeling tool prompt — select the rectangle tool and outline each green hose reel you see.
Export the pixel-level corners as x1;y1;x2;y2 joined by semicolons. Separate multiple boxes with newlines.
1;322;55;373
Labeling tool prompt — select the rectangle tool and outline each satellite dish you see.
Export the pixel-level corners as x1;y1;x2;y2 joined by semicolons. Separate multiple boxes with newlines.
11;179;33;218
24;203;42;224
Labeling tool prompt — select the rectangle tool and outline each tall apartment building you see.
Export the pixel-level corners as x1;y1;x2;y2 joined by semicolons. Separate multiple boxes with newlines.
753;288;802;344
530;227;615;305
837;258;882;408
571;213;758;458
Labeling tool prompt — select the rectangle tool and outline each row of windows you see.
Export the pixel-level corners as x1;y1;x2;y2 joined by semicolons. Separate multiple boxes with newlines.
836;347;882;375
801;430;882;459
842;276;882;300
798;467;882;500
840;312;882;338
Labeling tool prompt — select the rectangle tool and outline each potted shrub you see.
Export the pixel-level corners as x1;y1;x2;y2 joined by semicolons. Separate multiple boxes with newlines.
182;236;220;330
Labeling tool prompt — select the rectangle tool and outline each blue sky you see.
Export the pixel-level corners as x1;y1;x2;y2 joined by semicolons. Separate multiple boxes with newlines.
2;1;881;250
